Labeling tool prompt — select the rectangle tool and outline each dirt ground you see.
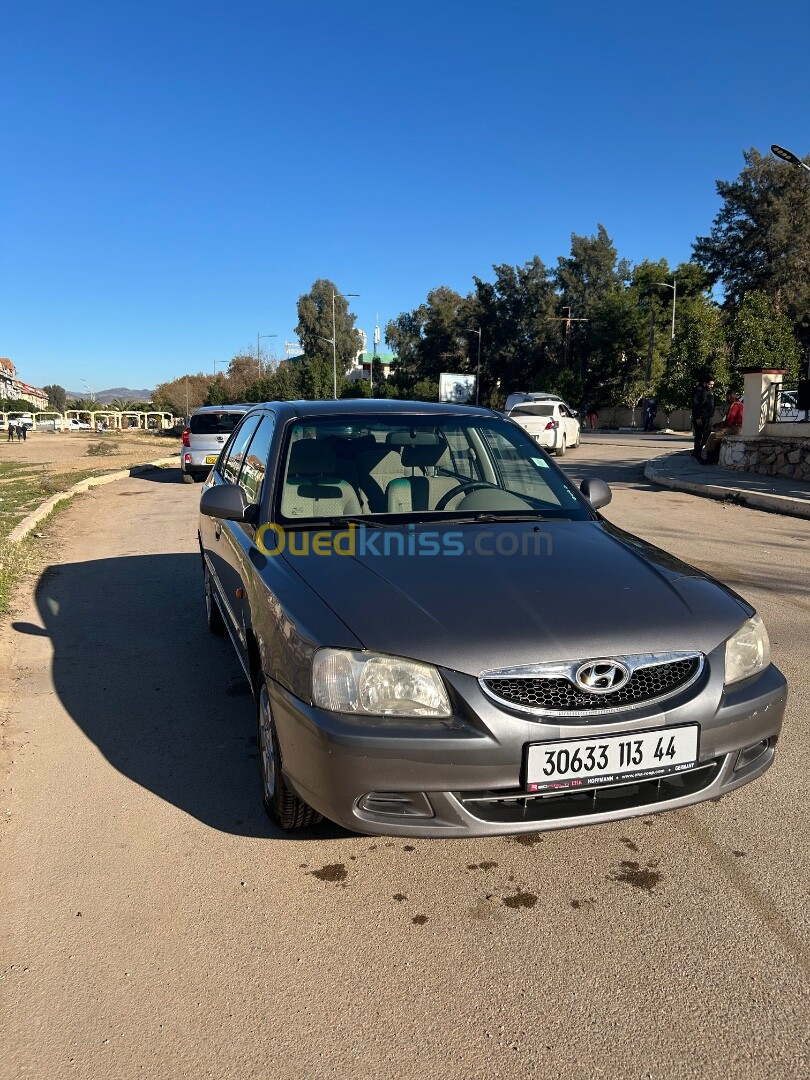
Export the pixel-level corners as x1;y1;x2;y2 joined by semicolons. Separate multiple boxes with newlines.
0;430;179;479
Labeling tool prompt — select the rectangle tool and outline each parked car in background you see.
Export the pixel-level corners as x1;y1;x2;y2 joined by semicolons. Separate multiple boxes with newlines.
196;398;786;837
8;412;34;430
779;390;799;420
181;405;253;483
67;418;91;430
507;398;580;456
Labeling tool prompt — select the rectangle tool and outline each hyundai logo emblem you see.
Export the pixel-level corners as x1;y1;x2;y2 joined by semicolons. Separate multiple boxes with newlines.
574;660;630;694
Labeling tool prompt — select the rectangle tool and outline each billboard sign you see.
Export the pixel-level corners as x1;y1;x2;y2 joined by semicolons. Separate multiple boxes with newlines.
439;373;476;404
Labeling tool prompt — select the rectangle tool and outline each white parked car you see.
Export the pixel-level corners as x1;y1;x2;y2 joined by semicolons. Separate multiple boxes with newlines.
507;398;581;456
68;418;91;430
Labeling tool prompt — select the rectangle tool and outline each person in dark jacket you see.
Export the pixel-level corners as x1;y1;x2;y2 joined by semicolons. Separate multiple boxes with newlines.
691;377;715;459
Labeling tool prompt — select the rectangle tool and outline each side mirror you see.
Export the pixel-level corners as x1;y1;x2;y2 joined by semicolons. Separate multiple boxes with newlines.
200;483;256;523
580;478;612;511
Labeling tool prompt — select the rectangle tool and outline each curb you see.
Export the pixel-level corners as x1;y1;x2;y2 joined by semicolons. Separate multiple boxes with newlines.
643;459;810;520
7;456;180;545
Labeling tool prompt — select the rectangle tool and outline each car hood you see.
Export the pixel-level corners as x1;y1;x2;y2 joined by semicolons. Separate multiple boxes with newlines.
281;521;750;676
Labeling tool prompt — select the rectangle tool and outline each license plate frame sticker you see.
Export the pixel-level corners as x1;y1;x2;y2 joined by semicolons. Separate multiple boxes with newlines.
205;455;218;464
525;723;700;794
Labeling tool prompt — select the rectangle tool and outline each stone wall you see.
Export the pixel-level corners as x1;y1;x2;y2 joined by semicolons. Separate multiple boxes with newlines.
720;435;810;482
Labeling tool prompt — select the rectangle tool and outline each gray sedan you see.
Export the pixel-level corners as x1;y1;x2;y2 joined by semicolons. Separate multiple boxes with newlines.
197;400;786;837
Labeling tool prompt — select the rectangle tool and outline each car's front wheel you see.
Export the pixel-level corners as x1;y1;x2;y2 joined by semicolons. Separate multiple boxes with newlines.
257;678;322;829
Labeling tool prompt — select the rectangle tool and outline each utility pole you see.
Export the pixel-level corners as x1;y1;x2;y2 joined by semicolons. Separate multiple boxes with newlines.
547;307;589;367
371;316;380;395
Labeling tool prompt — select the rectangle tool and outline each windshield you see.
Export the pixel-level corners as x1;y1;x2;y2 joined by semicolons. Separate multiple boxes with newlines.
277;415;590;523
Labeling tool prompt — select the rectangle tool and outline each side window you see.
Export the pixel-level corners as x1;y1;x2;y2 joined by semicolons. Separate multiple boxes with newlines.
237;415;275;505
220;416;261;485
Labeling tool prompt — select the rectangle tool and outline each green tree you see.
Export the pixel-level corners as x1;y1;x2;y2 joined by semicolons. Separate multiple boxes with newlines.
656;298;729;414
731;291;801;379
295;280;363;391
205;378;228;406
693;147;810;346
386;286;467;396
42;384;67;411
153;374;216;418
555;224;627;387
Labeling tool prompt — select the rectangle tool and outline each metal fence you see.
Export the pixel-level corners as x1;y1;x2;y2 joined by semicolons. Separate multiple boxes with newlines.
763;381;810;423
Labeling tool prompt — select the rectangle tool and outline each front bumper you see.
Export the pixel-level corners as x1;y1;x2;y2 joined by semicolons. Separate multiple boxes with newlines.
268;656;787;837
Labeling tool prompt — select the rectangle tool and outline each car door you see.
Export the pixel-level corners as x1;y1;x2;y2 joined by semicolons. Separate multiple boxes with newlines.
202;414;263;638
217;413;276;665
559;403;578;445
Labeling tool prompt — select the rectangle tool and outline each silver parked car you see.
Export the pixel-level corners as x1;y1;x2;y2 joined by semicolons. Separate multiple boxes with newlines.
181;405;253;483
197;399;786;837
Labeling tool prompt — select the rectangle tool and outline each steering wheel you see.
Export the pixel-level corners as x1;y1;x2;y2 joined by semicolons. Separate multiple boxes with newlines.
434;481;498;511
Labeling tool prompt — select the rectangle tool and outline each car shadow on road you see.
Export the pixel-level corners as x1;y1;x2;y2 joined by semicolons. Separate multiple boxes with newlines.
18;552;348;840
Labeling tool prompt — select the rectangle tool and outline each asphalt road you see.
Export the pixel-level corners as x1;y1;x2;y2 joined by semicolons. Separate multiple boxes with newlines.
3;434;809;1080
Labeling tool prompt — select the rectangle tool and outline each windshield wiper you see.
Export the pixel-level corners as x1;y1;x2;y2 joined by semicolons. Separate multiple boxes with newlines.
436;512;553;524
324;516;391;530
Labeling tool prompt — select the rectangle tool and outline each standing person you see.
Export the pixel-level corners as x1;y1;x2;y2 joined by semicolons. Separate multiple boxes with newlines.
643;398;658;431
691;375;715;459
6;419;15;442
586;403;598;429
20;420;27;442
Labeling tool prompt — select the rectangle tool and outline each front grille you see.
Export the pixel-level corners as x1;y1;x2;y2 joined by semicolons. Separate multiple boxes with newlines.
483;656;701;714
457;758;722;824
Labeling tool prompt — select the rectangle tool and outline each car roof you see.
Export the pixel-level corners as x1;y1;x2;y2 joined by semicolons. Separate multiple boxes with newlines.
242;399;499;420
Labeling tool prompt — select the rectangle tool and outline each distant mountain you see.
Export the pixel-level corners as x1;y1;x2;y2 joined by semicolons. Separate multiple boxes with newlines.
66;387;153;405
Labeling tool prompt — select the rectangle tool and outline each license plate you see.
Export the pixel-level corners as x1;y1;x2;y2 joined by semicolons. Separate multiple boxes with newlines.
525;723;700;793
205;455;218;464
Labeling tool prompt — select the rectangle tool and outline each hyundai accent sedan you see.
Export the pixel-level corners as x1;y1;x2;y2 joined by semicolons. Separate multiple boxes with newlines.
197;399;786;836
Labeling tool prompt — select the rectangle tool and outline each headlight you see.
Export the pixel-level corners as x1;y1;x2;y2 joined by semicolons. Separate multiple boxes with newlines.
724;614;771;685
312;649;452;717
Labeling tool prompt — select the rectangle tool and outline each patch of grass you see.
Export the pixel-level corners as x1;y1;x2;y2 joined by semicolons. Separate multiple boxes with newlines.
0;497;73;618
86;441;117;456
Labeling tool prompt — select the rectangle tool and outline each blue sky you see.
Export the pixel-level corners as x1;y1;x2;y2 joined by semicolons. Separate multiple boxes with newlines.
2;0;808;393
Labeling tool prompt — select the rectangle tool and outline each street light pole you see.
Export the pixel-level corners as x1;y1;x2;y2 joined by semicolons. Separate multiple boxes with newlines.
257;333;277;377
653;280;677;340
771;144;810;174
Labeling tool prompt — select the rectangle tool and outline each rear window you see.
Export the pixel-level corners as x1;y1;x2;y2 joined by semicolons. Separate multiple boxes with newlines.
510;403;555;417
190;411;246;435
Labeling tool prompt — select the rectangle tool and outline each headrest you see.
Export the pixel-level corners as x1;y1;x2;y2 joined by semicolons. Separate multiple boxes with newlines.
385;430;439;447
401;442;445;468
287;439;337;476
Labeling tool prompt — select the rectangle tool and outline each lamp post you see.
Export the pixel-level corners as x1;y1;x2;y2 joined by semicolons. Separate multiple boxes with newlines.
462;328;482;405
213;359;229;376
771;144;810;174
653;280;677;341
330;289;360;399
257;333;277;377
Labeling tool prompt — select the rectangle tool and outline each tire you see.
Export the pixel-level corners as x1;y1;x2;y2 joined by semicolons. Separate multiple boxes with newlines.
555;435;567;457
574;427;580;448
204;565;226;636
182;470;194;484
257;678;322;829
